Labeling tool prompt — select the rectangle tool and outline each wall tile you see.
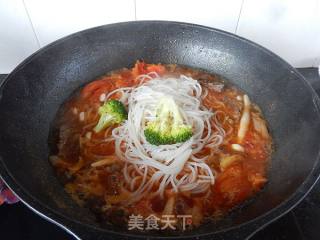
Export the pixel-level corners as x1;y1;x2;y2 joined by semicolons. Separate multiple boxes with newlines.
24;0;135;47
237;0;320;67
136;0;243;33
1;0;319;73
0;0;39;73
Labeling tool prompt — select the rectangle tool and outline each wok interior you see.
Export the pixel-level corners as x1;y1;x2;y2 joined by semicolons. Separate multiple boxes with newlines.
0;22;320;236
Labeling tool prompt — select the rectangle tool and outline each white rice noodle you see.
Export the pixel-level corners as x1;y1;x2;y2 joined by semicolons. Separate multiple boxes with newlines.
136;71;160;84
237;94;251;143
108;75;226;203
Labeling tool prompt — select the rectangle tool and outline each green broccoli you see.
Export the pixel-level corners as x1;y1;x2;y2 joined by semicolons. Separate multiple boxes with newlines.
93;99;127;133
144;97;192;145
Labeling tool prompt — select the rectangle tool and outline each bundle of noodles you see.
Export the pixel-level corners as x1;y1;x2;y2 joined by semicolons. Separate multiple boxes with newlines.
103;73;225;204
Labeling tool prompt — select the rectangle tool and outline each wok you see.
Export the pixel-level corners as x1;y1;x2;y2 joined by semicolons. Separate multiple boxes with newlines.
0;21;320;240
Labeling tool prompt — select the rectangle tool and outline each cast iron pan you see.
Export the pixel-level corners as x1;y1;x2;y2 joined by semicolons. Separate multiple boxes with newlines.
1;21;320;240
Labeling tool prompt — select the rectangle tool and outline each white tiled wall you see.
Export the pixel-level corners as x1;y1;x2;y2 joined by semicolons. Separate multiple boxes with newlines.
23;0;135;47
136;0;243;33
0;0;319;73
0;0;39;73
237;0;320;68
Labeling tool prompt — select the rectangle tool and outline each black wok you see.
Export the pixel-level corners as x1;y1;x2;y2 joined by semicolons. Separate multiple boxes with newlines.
1;21;320;240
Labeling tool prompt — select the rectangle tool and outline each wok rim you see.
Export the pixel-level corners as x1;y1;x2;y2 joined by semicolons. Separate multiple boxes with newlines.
1;20;320;239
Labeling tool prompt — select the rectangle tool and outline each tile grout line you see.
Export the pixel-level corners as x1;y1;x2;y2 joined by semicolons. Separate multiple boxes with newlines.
134;0;137;20
22;0;41;48
313;1;320;68
314;57;320;69
314;15;320;68
235;0;245;34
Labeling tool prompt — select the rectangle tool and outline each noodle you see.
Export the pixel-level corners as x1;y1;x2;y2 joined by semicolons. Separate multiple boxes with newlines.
110;75;224;202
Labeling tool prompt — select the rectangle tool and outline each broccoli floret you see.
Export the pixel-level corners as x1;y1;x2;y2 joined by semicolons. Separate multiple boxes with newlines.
144;97;192;145
93;99;127;133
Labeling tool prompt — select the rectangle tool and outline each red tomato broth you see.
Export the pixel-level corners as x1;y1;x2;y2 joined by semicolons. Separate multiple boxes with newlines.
50;61;272;230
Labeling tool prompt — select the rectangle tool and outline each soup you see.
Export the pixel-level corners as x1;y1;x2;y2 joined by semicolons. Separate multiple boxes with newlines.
50;61;272;230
